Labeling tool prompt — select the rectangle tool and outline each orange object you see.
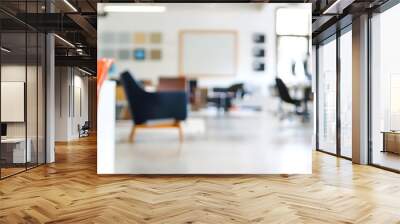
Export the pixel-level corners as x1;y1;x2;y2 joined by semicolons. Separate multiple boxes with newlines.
97;58;114;98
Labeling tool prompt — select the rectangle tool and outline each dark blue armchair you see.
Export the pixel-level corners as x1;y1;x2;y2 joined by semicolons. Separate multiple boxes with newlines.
120;71;187;142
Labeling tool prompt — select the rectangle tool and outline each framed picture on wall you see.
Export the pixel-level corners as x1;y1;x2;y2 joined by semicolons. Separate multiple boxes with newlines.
253;47;265;57
253;33;265;43
150;49;162;60
253;61;265;72
133;48;146;60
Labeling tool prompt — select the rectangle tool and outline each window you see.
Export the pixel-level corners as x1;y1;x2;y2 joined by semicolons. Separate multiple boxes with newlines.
277;36;309;81
370;3;400;171
339;29;352;158
276;7;311;82
317;37;337;154
276;8;310;36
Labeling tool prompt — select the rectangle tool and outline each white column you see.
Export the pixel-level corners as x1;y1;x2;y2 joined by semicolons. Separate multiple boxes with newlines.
352;14;369;164
97;81;116;174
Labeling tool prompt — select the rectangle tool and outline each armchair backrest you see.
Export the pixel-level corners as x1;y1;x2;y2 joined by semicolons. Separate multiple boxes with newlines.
120;71;148;121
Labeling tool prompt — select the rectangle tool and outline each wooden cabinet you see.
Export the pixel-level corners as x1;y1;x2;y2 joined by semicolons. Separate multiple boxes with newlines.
382;131;400;154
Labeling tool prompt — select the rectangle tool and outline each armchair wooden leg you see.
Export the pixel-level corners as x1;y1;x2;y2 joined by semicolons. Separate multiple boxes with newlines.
177;122;183;143
129;125;136;143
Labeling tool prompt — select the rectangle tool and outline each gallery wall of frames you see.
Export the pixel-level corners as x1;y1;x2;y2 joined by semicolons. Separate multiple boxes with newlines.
0;1;47;179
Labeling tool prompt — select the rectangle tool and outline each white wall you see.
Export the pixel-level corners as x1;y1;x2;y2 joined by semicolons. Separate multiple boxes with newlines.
98;3;310;89
55;67;89;141
55;66;69;141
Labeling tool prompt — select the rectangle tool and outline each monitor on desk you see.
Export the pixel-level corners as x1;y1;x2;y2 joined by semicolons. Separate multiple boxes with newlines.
1;123;7;138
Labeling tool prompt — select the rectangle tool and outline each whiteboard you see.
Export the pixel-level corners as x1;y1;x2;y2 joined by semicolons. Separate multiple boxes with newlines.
1;82;25;122
180;31;237;77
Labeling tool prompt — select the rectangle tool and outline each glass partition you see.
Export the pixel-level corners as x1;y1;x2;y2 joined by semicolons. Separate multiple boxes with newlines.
370;4;400;171
0;1;46;179
317;36;337;154
1;30;28;177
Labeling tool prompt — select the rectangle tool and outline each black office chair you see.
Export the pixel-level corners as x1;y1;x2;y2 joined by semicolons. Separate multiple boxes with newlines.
79;121;90;138
208;83;247;112
213;83;246;98
275;78;302;118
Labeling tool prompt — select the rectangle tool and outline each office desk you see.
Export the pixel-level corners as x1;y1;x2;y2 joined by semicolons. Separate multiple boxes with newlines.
1;138;31;164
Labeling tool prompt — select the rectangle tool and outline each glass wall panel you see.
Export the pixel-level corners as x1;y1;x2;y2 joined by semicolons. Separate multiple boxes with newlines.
0;1;46;179
317;37;337;154
339;29;352;158
1;30;28;177
26;0;42;169
371;4;400;171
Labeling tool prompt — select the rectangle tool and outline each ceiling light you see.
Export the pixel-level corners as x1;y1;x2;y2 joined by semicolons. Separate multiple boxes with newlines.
1;47;11;53
322;0;353;14
63;0;78;12
78;67;93;76
54;34;75;48
323;0;341;14
103;5;166;13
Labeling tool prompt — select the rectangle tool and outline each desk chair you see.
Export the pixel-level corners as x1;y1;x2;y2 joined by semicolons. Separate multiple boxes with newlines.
78;121;90;138
208;83;246;112
275;78;302;119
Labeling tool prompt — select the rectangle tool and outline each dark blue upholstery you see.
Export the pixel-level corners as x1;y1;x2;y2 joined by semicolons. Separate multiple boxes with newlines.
120;71;188;125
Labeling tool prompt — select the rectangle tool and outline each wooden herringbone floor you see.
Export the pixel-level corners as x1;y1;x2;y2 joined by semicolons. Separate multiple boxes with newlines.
1;136;400;223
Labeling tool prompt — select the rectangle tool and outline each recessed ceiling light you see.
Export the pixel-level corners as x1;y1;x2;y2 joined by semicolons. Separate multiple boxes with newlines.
54;34;75;48
63;0;78;12
1;47;11;53
322;0;352;15
103;5;166;13
78;67;93;76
